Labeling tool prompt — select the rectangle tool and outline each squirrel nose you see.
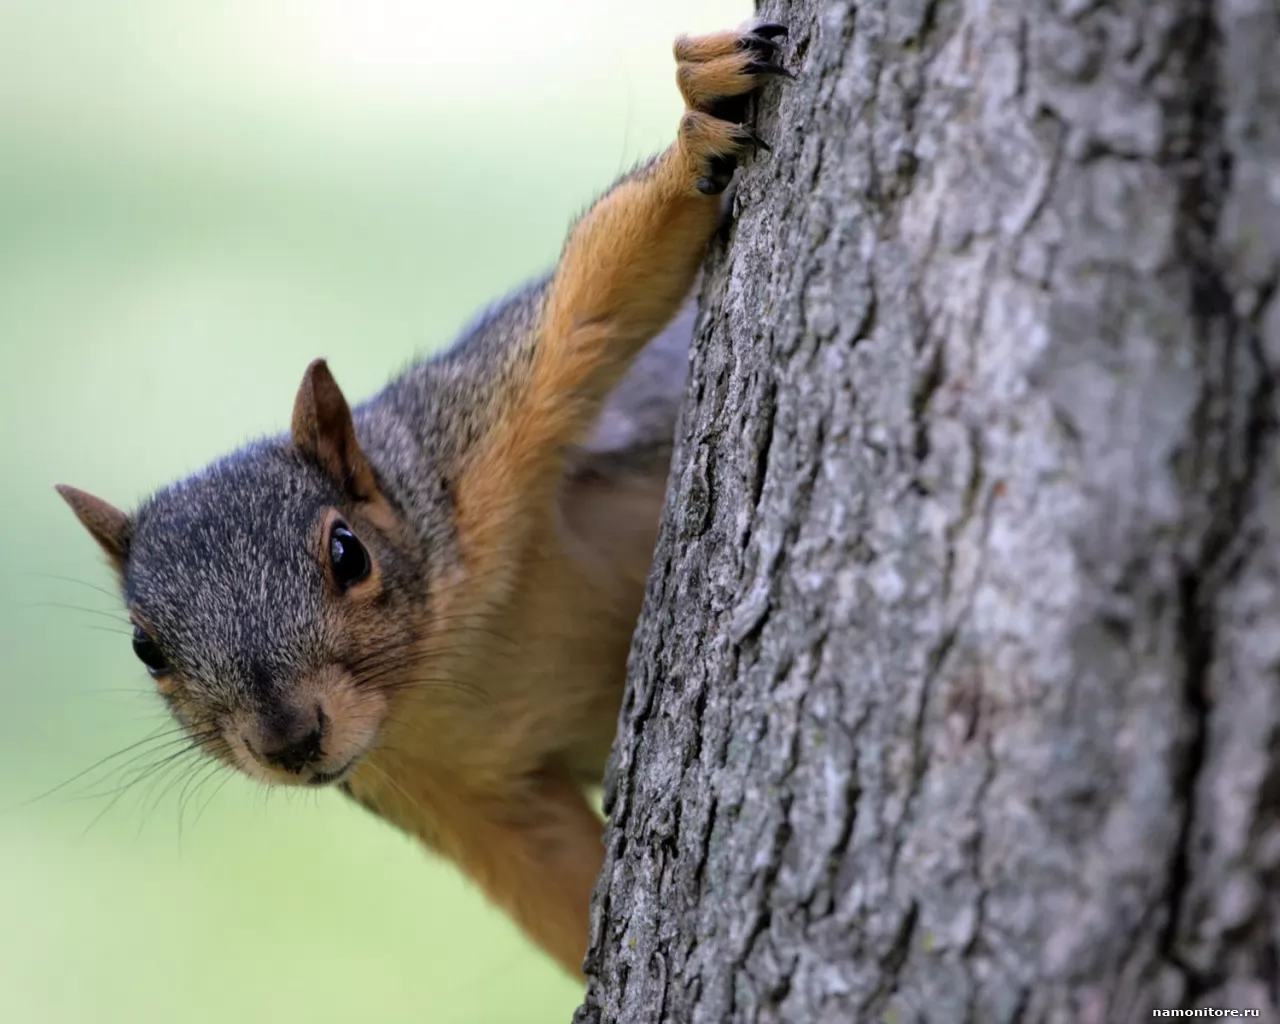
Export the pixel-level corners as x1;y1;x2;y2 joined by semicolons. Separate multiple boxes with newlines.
252;707;327;774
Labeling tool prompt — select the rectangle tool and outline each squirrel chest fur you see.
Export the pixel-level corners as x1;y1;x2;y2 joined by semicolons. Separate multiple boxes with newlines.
56;21;791;978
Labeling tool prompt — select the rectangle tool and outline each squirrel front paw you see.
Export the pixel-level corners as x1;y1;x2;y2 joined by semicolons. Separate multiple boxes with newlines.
673;22;793;195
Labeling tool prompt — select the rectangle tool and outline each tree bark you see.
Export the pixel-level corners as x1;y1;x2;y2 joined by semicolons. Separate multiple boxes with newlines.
577;0;1280;1022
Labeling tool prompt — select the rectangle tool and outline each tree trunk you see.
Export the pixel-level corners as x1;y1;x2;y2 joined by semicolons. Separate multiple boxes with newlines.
577;0;1280;1021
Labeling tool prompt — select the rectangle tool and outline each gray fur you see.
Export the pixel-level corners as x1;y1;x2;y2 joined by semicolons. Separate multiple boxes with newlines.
121;274;692;712
128;441;333;709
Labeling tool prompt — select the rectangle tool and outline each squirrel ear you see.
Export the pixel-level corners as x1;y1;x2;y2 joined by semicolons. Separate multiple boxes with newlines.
291;359;379;501
55;484;131;576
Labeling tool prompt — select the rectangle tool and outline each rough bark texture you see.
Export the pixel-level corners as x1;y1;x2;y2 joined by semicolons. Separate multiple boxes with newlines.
578;1;1280;1022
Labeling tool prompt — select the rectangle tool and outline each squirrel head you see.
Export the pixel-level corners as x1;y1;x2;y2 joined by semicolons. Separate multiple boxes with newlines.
57;360;431;788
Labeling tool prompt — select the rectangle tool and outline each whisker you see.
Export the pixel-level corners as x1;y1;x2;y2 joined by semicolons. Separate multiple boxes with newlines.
6;722;206;810
72;730;223;804
78;742;209;842
19;601;133;626
67;687;155;698
136;752;207;843
138;736;231;833
18;571;121;603
189;769;236;832
175;758;227;850
81;625;136;638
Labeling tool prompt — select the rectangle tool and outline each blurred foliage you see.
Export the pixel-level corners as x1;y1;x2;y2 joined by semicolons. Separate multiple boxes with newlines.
0;2;746;1021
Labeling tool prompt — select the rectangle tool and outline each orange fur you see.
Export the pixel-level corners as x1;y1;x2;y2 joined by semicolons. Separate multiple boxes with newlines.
341;24;790;977
453;103;749;575
673;29;753;63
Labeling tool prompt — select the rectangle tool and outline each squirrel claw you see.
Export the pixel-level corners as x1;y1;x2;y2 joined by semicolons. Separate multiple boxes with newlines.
738;35;781;58
750;23;789;40
745;60;796;82
677;22;791;190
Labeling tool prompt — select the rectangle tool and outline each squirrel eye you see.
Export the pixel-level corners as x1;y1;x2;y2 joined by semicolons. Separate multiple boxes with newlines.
329;523;371;589
131;626;171;678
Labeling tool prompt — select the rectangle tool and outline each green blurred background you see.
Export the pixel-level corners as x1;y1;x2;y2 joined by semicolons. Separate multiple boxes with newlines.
0;2;746;1020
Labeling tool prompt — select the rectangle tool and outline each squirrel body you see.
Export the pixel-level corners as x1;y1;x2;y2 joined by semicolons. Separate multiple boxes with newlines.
57;23;789;977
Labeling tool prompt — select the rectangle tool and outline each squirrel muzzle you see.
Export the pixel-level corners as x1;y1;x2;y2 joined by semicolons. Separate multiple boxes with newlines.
228;664;388;788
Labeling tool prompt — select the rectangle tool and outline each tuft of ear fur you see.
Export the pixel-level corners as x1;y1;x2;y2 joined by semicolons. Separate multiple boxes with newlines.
291;359;379;502
55;484;131;576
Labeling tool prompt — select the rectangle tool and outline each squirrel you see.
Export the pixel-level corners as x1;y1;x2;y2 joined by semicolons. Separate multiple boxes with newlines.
55;21;791;978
